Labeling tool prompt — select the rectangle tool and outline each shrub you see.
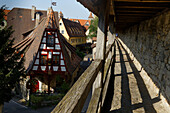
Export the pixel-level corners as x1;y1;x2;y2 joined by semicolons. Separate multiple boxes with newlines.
30;93;65;109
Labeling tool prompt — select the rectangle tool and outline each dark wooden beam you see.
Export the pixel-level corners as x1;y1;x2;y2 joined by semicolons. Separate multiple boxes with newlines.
114;1;170;7
116;13;154;16
113;0;170;3
116;10;157;13
116;6;167;9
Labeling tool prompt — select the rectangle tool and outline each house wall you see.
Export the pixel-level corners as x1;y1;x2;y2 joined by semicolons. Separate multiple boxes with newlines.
59;19;70;40
69;37;86;47
119;10;170;104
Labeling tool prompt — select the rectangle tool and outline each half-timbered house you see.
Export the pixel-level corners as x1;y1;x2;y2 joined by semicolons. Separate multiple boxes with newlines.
14;7;82;94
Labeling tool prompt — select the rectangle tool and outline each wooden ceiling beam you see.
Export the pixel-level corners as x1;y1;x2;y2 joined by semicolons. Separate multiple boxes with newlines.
114;1;170;7
113;0;170;3
116;6;167;9
116;13;154;16
116;10;157;13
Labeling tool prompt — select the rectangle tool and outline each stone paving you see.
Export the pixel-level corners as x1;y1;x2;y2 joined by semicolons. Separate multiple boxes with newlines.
104;40;170;113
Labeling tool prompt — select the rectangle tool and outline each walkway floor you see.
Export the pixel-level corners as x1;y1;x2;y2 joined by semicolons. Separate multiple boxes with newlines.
103;39;169;113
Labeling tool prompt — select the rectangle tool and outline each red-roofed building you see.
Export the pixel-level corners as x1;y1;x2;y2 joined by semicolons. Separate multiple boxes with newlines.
4;10;10;20
4;7;82;97
69;12;94;36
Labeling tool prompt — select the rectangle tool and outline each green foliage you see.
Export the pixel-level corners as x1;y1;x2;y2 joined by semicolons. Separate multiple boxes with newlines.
31;95;44;106
30;94;65;108
60;81;69;93
88;17;98;39
0;6;25;104
76;49;85;59
56;75;62;85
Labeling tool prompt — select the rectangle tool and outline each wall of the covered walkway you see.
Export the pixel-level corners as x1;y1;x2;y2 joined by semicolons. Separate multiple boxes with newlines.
118;10;170;104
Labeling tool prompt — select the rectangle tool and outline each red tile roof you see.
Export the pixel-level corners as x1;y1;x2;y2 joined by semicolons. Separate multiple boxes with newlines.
4;10;10;20
69;19;91;30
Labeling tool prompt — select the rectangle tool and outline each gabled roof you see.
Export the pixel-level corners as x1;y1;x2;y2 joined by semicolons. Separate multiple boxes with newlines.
61;18;86;37
69;18;91;30
14;8;81;74
6;7;58;45
59;33;82;74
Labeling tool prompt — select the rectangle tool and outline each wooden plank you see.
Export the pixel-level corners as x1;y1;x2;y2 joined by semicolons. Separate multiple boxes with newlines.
113;0;170;3
51;60;103;113
86;88;102;113
105;44;113;59
116;6;167;9
102;59;112;105
114;1;170;7
103;59;112;83
116;13;153;16
116;10;156;13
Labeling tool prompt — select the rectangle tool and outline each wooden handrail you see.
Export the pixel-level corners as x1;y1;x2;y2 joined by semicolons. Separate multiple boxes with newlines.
52;41;115;113
52;59;103;113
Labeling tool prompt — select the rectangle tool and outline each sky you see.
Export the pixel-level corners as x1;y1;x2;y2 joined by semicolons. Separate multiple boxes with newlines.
0;0;90;19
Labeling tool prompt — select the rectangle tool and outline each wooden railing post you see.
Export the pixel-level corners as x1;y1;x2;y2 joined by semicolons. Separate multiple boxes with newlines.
92;0;111;112
93;0;110;90
108;15;115;60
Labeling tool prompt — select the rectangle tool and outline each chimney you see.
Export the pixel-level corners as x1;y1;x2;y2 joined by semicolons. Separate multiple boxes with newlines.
35;13;40;26
31;6;36;21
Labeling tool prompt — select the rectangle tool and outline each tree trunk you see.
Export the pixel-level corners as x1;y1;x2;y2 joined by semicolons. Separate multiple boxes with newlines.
0;104;4;113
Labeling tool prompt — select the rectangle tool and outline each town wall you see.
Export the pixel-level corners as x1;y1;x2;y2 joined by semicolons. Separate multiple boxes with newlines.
119;10;170;104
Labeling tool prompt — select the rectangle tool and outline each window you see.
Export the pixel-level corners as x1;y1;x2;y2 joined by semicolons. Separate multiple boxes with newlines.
78;39;81;43
48;52;52;65
41;55;47;65
48;59;52;65
61;30;64;34
47;34;54;46
53;55;60;66
59;23;62;26
85;22;89;26
71;39;75;43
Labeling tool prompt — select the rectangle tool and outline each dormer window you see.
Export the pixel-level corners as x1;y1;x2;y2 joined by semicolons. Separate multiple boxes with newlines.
47;33;54;46
85;21;89;26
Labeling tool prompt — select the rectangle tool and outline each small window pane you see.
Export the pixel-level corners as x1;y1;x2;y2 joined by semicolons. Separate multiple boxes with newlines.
53;55;60;66
47;34;54;46
41;55;47;65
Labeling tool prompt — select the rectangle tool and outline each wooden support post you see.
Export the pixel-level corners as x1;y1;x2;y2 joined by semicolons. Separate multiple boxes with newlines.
93;0;111;89
108;15;115;60
93;0;111;112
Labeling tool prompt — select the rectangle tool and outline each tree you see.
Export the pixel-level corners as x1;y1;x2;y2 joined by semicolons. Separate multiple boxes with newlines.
0;6;25;110
88;17;98;39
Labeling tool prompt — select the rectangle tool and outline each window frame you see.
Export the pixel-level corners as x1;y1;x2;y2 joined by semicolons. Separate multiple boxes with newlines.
53;55;60;66
40;55;47;65
47;33;54;47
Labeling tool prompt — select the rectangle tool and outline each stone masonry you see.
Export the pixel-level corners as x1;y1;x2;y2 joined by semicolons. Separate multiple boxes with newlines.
119;10;170;104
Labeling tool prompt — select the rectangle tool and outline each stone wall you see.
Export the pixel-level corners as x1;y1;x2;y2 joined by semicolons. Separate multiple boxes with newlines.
119;10;170;104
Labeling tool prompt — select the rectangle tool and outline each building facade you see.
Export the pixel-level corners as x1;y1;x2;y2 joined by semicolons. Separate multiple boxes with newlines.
59;18;86;47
